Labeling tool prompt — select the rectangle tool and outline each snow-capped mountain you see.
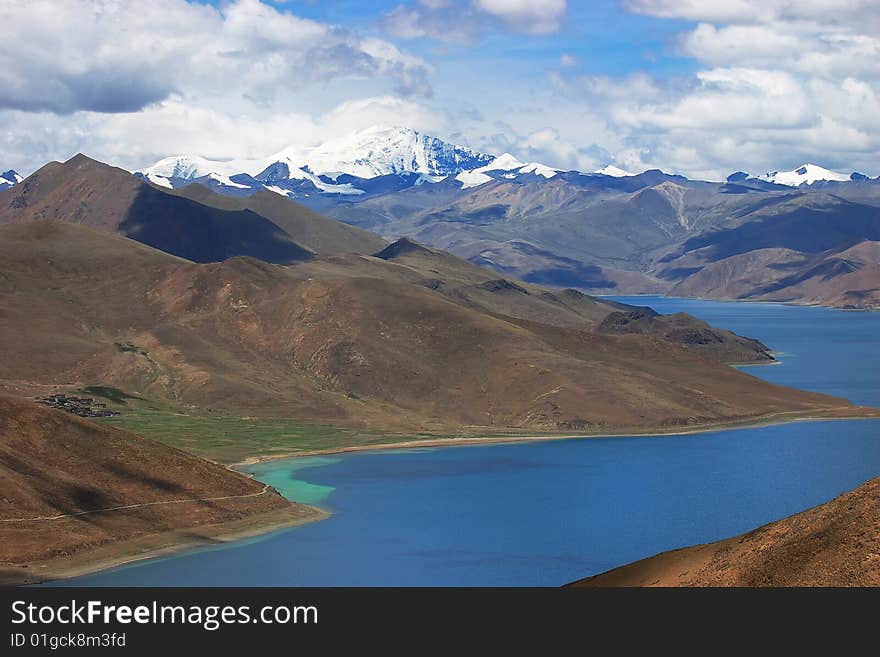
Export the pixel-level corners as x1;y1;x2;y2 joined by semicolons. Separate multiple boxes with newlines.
273;125;493;179
138;126;497;197
255;158;366;196
0;169;23;190
757;164;852;186
136;126;873;205
455;153;557;189
594;164;634;177
141;155;266;188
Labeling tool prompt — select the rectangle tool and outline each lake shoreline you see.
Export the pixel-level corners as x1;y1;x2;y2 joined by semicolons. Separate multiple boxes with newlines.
51;297;880;586
1;504;330;587
233;406;880;468
12;407;877;586
595;293;879;312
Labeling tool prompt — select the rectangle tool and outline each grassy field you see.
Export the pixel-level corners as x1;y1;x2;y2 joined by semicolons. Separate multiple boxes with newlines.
75;385;509;464
94;407;427;464
75;384;437;463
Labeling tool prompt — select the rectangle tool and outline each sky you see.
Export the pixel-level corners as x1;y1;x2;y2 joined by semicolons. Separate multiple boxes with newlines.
0;0;878;180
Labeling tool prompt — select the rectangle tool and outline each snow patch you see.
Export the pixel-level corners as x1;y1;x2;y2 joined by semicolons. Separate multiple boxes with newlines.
518;162;557;178
455;170;494;189
145;173;173;189
142;154;265;181
264;185;295;198
207;172;250;189
480;153;525;172
0;169;22;188
454;152;557;189
758;163;851;186
594;165;634;177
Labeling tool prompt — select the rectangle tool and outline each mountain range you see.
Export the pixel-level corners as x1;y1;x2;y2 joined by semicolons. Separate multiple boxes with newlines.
1;153;863;436
2;150;877;582
3;126;877;314
132;127;880;310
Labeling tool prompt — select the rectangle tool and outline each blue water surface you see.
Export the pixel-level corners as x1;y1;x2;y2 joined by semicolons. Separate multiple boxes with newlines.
64;298;880;586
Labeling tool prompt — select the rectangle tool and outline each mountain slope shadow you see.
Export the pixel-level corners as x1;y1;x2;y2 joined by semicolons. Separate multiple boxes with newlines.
672;201;880;263
120;186;314;264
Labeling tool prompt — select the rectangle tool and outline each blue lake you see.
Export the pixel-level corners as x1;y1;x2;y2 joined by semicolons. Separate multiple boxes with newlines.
64;298;880;586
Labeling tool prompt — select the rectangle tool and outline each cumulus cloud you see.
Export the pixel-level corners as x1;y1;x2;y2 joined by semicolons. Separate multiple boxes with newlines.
2;0;877;181
318;96;452;139
616;68;814;131
0;0;432;114
625;0;880;25
681;23;880;79
480;124;608;171
0;94;454;176
561;0;879;178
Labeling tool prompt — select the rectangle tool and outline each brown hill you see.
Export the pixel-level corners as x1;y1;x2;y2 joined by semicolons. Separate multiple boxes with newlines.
0;154;313;264
176;184;386;255
372;238;773;362
597;309;773;363
571;476;880;586
0;395;316;583
0;221;863;434
672;241;880;310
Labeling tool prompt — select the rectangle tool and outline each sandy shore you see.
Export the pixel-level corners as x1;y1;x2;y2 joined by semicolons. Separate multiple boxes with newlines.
0;504;329;586
234;405;880;467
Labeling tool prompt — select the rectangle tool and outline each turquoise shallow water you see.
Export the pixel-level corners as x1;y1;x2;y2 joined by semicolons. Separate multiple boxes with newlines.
63;298;880;586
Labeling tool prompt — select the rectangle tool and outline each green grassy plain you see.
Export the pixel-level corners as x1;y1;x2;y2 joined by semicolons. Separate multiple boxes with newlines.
95;407;422;464
80;386;451;463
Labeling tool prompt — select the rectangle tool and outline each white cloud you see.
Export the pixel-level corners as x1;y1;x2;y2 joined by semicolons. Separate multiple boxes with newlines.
2;0;877;182
319;96;451;139
562;0;880;178
581;72;662;101
382;0;567;42
0;94;454;176
600;67;880;178
625;0;880;26
473;0;567;34
618;68;813;131
681;23;880;79
480;124;608;171
382;3;482;43
0;0;432;114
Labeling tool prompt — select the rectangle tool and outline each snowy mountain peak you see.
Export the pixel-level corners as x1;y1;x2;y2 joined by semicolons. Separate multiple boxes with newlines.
482;153;525;171
595;164;634;178
757;163;851;186
142;154;264;183
0;169;22;190
454;152;558;189
271;125;494;179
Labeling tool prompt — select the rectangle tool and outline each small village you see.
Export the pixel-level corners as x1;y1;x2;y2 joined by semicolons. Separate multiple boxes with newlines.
36;394;121;418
